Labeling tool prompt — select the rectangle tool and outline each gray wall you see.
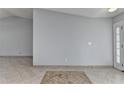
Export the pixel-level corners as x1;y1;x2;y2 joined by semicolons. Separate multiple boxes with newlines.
0;16;33;56
33;9;113;66
113;13;124;23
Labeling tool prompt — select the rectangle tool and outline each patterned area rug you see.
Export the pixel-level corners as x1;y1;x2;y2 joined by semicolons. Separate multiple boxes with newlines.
41;71;92;84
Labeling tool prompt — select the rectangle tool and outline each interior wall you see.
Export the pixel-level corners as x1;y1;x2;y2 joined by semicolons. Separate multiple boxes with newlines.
0;16;33;56
33;9;113;66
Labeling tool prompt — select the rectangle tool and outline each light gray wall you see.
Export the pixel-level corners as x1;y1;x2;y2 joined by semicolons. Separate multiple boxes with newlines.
0;16;33;56
33;9;113;66
113;13;124;23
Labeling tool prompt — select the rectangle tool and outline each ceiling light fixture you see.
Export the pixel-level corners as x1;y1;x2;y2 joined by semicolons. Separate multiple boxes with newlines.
108;8;118;13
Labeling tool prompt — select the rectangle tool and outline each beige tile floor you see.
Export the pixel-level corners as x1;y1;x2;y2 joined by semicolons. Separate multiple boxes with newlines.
0;57;124;84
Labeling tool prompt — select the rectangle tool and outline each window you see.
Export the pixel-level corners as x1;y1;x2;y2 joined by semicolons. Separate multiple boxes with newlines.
115;27;121;63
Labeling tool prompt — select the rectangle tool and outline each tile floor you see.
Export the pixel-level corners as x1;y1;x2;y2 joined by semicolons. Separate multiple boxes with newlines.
0;57;124;84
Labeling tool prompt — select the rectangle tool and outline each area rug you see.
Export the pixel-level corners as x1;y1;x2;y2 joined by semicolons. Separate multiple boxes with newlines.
41;71;92;84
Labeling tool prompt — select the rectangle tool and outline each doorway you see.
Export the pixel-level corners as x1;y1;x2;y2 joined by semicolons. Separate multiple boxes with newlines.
113;21;124;71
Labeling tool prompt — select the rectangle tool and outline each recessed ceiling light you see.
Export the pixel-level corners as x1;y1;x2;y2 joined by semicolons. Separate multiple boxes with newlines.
108;8;118;13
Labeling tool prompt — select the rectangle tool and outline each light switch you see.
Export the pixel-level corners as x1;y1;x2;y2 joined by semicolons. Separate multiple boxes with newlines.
88;42;92;46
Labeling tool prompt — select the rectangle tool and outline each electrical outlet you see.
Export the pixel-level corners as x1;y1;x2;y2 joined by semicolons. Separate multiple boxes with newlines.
18;52;22;54
65;58;68;62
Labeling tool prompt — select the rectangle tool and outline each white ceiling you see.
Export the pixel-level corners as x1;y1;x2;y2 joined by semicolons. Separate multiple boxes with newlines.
46;8;124;18
0;8;124;19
